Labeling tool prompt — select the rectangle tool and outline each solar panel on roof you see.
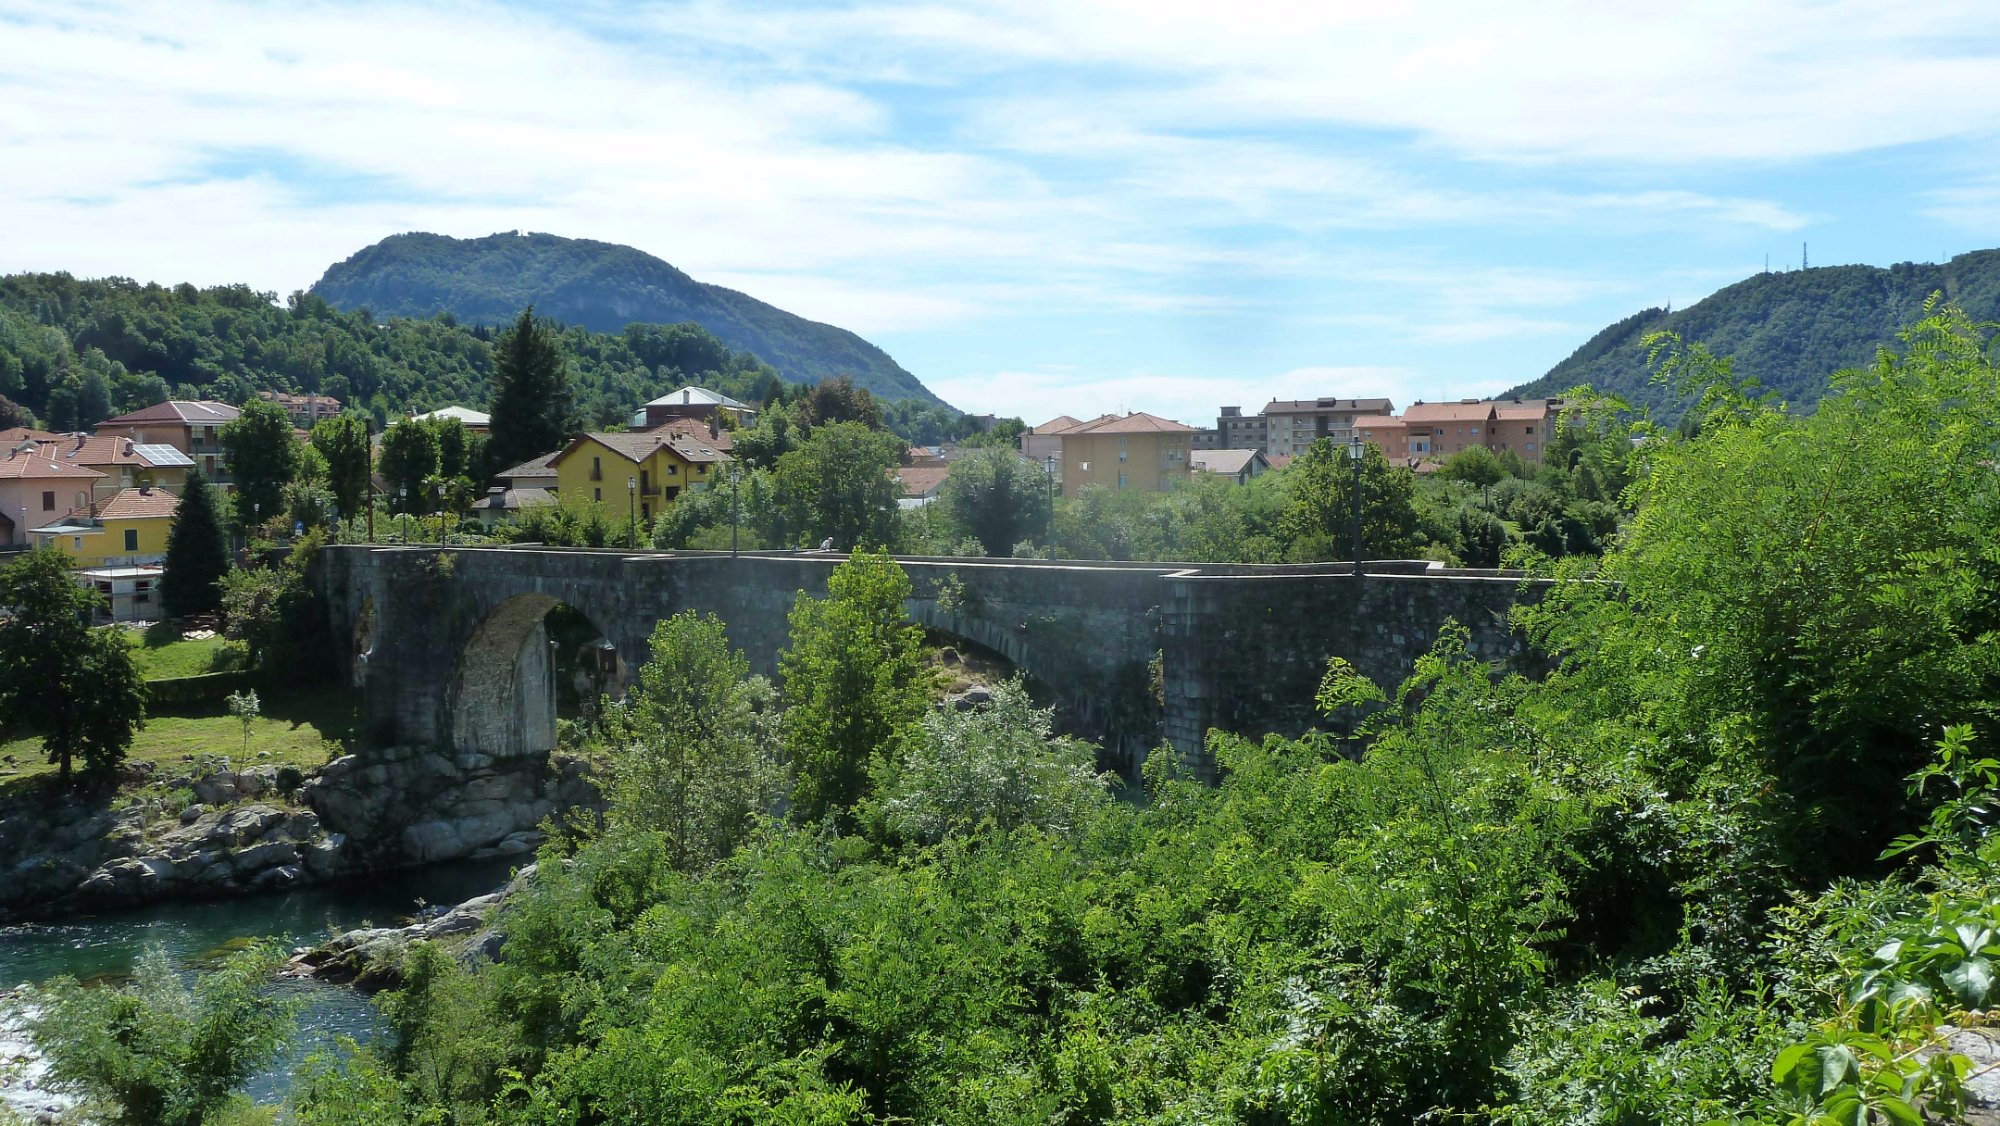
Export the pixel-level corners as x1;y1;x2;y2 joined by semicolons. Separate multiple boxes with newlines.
132;444;194;467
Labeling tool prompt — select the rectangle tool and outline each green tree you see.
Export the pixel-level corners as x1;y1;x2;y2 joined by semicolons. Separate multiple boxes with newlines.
311;415;373;521
27;943;295;1126
0;548;145;784
603;612;777;869
793;374;882;434
1439;445;1505;488
943;447;1052;556
219;397;300;529
774;420;903;549
377;417;440;514
780;551;932;821
159;469;229;617
871;679;1107;843
486;307;576;472
1277;438;1422;561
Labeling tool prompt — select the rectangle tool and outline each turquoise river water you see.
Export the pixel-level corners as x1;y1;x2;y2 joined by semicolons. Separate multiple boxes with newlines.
0;857;518;1112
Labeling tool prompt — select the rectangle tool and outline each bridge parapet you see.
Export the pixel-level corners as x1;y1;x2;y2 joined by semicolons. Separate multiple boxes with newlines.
316;545;1545;777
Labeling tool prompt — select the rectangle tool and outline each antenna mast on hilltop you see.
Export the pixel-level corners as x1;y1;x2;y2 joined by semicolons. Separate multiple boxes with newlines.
1802;242;1809;270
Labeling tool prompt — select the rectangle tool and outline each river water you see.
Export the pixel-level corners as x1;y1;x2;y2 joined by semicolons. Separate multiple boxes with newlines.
0;857;519;1117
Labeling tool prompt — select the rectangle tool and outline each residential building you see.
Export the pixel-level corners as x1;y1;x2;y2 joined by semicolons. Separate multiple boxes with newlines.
1215;406;1268;452
494;452;560;493
1353;415;1421;461
257;390;342;428
1022;415;1088;464
471;486;557;529
411;406;492;433
1399;398;1561;464
31;485;178;568
95;400;239;482
1261;398;1396;458
643;416;734;452
548;431;730;523
1487;399;1557;462
0;448;103;547
0;426;62;448
637;386;757;431
22;434;193;499
896;465;950;509
1191;428;1221;450
1190;448;1270;485
1057;412;1194;496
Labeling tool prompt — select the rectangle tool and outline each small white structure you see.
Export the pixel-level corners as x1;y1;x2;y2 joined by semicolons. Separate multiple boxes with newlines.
411;406;492;432
78;565;164;623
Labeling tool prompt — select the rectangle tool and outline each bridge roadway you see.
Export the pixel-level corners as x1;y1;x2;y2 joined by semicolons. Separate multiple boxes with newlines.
315;545;1546;777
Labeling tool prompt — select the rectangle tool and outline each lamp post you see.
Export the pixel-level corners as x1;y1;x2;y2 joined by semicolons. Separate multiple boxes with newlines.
1346;435;1364;578
1043;454;1057;548
436;478;446;546
730;464;740;558
398;486;407;543
627;475;637;549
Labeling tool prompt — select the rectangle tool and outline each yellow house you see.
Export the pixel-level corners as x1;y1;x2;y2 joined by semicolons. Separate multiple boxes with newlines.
1057;412;1196;497
548;431;730;524
31;486;178;567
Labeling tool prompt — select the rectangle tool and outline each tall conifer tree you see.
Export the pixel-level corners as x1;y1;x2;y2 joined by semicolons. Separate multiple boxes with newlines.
487;307;576;472
160;470;229;617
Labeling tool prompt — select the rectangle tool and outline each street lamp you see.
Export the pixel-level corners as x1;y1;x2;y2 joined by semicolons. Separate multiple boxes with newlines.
1347;434;1364;578
436;478;446;546
627;475;637;549
398;486;408;543
1043;454;1057;548
730;463;741;558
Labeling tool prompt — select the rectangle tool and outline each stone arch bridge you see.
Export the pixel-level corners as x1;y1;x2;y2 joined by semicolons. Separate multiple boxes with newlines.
315;545;1546;777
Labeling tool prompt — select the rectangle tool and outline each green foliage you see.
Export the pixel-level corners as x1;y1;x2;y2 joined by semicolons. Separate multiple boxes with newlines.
1278;437;1422;560
25;942;294;1126
309;415;373;522
492;493;619;548
0;548;145;783
792;373;882;434
1441;443;1507;487
780;551;932;822
218;531;331;677
773;421;903;549
220;398;301;529
160;469;229;617
602;612;779;869
942;447;1052;556
377;417;440;514
869;680;1108;844
486;307;578;473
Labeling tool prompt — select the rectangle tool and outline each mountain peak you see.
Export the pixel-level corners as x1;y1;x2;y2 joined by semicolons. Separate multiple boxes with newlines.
310;231;941;405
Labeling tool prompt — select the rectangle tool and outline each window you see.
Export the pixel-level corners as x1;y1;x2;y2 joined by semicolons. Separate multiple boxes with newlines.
1118;449;1127;462
41;491;53;511
591;456;602;481
1117;473;1128;489
1524;425;1535;435
1526;442;1537;452
594;488;602;501
123;529;138;552
1470;427;1481;436
640;470;650;492
642;503;650;520
667;464;678;475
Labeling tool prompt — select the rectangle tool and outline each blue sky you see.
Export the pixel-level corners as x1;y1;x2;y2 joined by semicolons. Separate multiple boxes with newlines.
5;1;2000;424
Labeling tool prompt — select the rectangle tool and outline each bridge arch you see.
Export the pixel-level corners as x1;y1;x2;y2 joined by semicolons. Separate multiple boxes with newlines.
449;592;624;758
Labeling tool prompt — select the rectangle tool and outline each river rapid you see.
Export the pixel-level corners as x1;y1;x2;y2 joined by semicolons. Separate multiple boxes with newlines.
0;856;517;1119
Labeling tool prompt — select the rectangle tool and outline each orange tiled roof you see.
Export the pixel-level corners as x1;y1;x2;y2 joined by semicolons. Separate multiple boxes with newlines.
64;487;178;521
554;431;731;469
643;416;734;451
896;465;952;497
1066;411;1196;435
1402;401;1497;423
1031;414;1086;435
0;448;103;479
99;400;239;426
0;427;62;446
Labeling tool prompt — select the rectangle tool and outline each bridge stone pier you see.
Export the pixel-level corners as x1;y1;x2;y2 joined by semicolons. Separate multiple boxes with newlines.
315;545;1546;777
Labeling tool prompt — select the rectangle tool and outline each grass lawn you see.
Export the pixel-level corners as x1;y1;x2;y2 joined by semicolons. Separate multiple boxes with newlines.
0;684;361;795
118;622;249;681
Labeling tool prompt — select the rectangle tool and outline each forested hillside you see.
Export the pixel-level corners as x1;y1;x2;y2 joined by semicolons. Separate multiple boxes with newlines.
1508;249;2000;419
0;273;790;430
310;231;942;405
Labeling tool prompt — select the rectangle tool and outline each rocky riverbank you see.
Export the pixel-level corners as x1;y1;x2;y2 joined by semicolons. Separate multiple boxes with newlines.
0;747;599;921
286;863;536;990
